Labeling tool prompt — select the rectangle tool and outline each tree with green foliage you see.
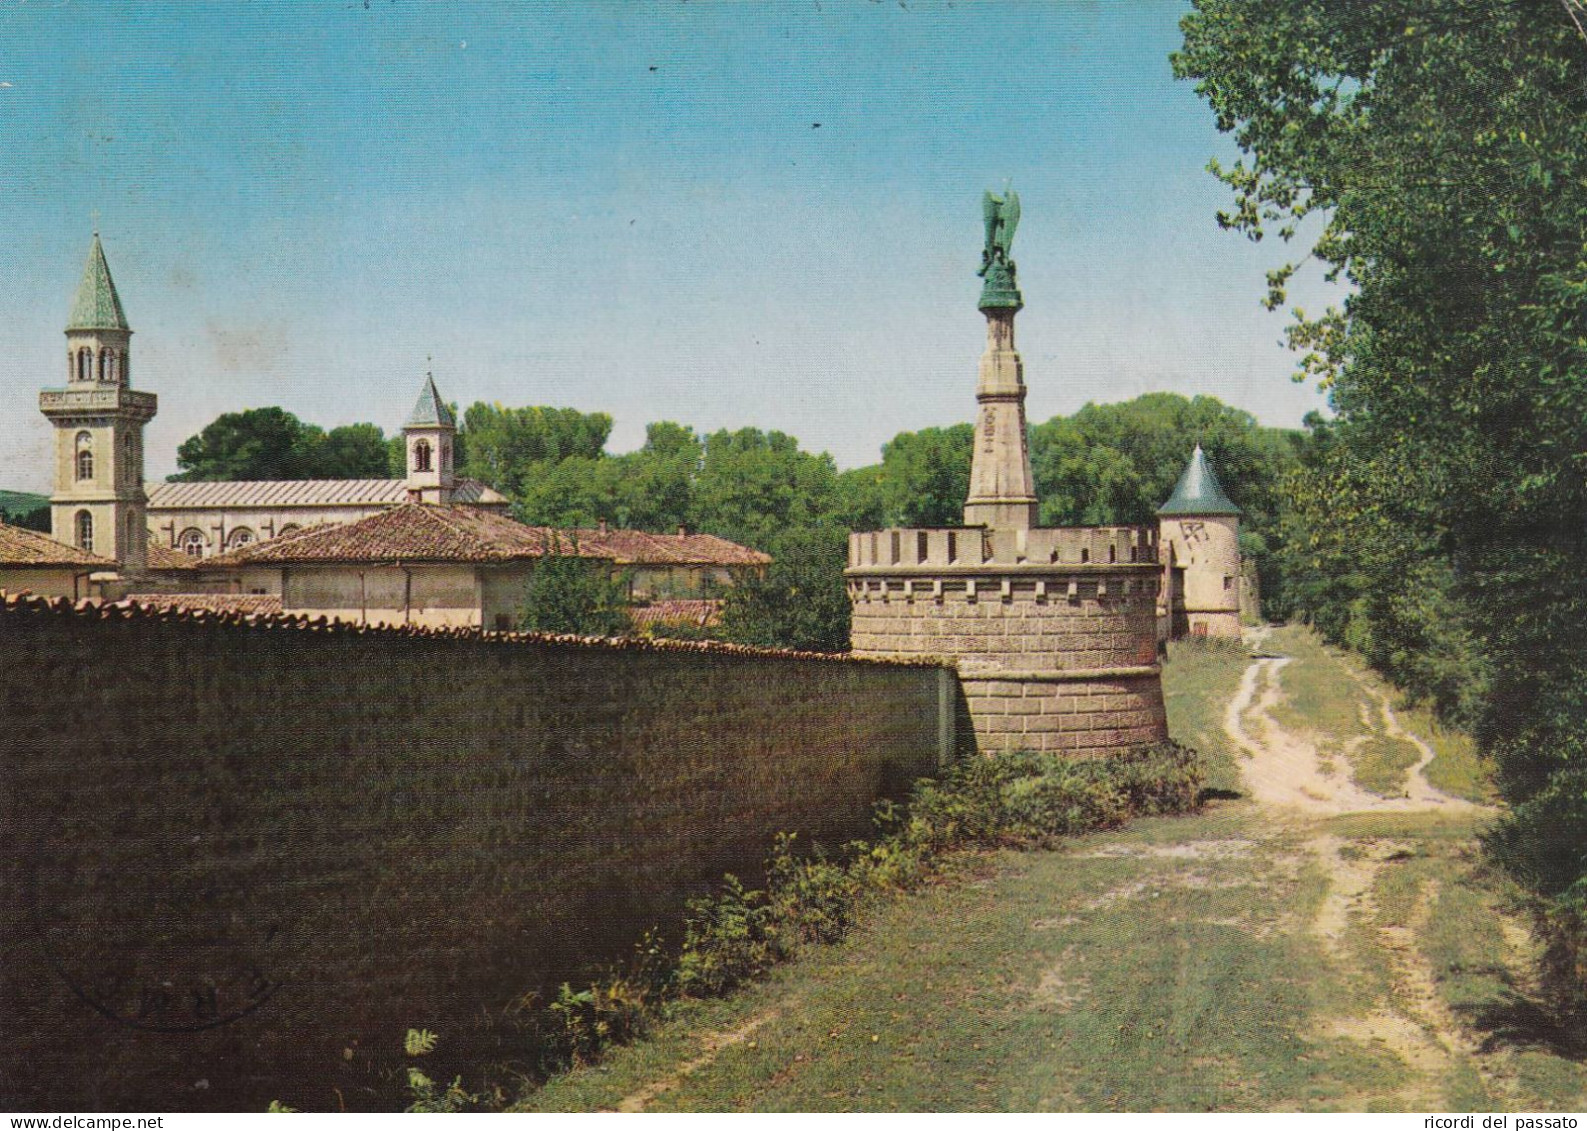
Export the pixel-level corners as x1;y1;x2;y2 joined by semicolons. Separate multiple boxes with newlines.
174;407;393;481
460;403;612;499
690;428;842;550
174;407;323;480
517;544;633;638
1176;0;1587;1006
873;424;975;528
719;526;852;653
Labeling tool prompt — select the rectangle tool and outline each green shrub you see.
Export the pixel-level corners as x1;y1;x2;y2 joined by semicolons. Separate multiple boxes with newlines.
401;1028;482;1113
1538;887;1587;1020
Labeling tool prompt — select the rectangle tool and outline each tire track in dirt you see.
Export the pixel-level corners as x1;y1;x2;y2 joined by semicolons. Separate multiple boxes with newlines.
615;1004;791;1112
1225;651;1478;816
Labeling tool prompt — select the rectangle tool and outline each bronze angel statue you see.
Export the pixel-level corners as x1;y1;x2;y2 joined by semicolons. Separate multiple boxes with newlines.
979;186;1020;275
977;186;1023;311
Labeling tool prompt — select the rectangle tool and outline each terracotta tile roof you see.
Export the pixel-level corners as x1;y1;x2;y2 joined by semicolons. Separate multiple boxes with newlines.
145;477;507;508
125;593;283;615
1;589;930;664
0;522;116;568
145;540;199;570
631;599;724;629
200;505;614;566
573;528;771;567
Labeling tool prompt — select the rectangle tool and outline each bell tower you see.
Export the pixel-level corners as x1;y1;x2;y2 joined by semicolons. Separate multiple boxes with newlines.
39;234;156;571
403;371;457;505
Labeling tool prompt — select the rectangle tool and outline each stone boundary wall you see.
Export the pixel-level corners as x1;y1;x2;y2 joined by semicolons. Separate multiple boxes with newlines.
0;595;958;1111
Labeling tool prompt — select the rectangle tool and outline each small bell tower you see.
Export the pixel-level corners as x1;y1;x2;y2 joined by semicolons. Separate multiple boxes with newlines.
403;370;456;505
40;233;156;571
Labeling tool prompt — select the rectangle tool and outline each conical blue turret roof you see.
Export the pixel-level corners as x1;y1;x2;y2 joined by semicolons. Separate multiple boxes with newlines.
66;233;130;332
1157;445;1241;516
404;373;455;429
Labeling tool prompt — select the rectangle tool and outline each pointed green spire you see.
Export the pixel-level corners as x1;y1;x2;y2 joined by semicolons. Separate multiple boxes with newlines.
66;233;130;332
1158;444;1241;516
404;372;455;429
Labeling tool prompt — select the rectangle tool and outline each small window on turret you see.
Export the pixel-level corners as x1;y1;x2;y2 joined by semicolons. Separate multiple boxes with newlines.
414;439;433;473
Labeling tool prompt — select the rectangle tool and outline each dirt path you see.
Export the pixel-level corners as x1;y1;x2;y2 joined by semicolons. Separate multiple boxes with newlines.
1226;651;1478;816
1226;629;1510;1108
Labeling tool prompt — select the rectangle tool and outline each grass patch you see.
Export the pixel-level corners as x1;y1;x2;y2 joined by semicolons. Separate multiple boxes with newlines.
1352;735;1424;798
1160;636;1251;796
1396;703;1497;804
1268;626;1373;752
1325;810;1587;1112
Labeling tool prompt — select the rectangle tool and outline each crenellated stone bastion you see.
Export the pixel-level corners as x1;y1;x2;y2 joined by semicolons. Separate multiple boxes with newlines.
847;525;1166;755
847;189;1169;756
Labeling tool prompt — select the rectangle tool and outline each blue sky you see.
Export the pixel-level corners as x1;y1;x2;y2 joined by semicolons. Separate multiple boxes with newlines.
0;0;1334;490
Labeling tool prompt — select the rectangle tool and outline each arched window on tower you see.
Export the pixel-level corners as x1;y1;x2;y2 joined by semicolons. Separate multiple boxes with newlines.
76;349;90;383
105;350;118;384
413;439;433;473
97;349;106;382
76;510;93;552
75;432;93;482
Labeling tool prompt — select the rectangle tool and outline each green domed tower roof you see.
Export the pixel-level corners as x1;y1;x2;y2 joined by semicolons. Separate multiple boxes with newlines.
1157;444;1241;517
66;233;130;332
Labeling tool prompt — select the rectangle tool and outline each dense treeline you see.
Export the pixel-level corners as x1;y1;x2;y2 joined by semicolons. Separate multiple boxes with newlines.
167;392;1301;652
1177;0;1587;1008
173;407;393;481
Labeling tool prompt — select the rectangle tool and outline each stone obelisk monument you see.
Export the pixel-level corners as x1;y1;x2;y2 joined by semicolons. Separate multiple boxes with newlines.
847;189;1169;758
963;188;1038;531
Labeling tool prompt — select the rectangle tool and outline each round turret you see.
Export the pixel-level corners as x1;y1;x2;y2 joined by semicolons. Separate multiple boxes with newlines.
1157;445;1241;638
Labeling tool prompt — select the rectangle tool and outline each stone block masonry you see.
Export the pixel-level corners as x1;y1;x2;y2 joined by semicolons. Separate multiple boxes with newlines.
0;595;959;1112
848;525;1168;756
